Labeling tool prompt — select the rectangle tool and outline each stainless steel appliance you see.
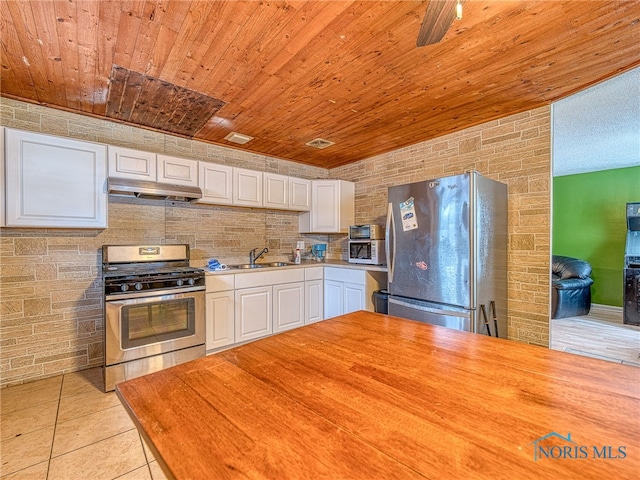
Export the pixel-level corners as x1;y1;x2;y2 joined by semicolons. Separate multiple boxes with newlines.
624;202;640;326
102;244;205;391
349;224;385;240
348;239;386;265
107;178;202;202
349;224;386;265
386;171;508;337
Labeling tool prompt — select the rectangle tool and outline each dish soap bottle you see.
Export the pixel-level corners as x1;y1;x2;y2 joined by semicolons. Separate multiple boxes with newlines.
294;247;301;264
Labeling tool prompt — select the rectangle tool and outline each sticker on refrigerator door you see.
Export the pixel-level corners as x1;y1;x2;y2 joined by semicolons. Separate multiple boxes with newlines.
399;197;418;231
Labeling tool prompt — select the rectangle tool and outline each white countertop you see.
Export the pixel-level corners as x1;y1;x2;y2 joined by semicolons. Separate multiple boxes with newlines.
205;259;388;275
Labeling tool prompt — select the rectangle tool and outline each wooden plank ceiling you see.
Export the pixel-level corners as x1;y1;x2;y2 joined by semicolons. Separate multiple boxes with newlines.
1;1;639;169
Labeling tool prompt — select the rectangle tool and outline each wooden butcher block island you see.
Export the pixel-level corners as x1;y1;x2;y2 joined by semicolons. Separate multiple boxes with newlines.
116;311;639;479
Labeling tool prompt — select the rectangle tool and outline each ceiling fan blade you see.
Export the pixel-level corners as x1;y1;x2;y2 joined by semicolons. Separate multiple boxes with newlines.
416;0;459;47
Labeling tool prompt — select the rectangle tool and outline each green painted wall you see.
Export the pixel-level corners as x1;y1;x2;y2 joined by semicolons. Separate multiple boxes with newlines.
553;166;640;306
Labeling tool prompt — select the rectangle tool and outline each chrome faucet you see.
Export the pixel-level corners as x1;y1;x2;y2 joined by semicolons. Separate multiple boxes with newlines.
249;247;268;265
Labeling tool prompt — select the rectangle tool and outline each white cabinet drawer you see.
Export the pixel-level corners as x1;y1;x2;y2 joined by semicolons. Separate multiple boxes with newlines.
206;274;235;293
304;266;324;281
324;267;365;284
235;268;305;289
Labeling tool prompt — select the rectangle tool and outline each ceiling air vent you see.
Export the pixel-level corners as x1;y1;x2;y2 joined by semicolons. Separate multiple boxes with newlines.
224;132;254;144
306;138;335;149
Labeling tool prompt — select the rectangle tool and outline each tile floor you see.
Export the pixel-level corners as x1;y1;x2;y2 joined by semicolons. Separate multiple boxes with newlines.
0;367;168;480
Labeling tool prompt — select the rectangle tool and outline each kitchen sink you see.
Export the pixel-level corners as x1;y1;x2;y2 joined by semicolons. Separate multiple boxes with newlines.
228;262;295;269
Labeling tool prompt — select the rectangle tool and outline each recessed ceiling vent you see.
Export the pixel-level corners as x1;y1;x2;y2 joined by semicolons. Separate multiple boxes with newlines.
224;132;254;144
306;138;335;149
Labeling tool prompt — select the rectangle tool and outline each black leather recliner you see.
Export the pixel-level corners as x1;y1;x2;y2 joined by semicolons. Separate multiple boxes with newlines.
551;255;594;319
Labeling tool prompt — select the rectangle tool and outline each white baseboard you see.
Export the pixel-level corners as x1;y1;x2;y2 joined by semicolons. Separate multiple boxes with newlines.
589;303;623;323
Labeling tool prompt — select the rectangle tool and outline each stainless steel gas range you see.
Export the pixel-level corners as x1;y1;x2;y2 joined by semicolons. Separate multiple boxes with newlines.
102;244;205;391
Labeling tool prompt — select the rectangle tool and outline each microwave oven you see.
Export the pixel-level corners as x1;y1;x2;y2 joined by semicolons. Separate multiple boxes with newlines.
349;224;384;240
348;240;386;265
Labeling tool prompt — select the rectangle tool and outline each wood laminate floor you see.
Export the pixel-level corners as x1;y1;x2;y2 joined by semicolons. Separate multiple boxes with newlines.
550;308;640;366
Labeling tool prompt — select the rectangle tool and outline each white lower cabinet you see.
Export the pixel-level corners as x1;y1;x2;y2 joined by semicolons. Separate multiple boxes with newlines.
206;266;385;351
205;291;235;350
324;267;387;319
273;282;305;333
235;286;272;342
205;274;235;351
305;279;324;324
344;282;366;314
324;280;343;319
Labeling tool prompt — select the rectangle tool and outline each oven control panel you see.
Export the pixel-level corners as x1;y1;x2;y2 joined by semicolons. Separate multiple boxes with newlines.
104;269;205;296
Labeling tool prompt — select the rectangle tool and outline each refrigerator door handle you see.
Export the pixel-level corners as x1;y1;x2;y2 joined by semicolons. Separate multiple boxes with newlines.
386;202;395;282
389;297;471;318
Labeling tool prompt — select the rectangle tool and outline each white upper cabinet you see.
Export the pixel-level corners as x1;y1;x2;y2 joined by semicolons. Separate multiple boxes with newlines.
198;162;233;205
108;146;156;181
263;172;289;210
157;154;198;186
299;179;354;233
263;174;311;211
5;128;108;228
289;177;311;211
233;167;263;207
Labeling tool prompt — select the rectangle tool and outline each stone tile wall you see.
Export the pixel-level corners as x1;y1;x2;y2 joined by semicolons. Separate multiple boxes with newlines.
330;107;552;347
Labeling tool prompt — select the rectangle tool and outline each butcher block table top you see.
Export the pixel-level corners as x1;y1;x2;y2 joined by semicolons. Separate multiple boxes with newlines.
116;311;640;480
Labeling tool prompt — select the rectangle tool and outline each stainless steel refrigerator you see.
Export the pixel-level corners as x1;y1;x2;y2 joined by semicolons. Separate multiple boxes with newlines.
386;171;508;337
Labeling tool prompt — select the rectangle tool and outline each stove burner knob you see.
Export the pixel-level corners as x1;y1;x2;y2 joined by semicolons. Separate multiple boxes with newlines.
134;282;143;291
188;278;195;286
120;284;129;292
176;279;184;287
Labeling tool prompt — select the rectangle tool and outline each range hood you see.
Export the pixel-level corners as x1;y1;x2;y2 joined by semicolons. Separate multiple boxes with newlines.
108;178;203;202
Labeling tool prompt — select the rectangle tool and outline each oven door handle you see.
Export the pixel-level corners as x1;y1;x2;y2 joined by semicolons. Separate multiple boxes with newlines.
105;285;205;301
